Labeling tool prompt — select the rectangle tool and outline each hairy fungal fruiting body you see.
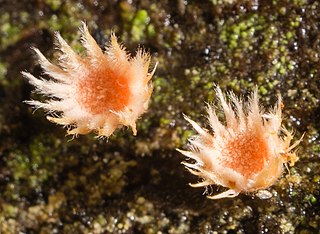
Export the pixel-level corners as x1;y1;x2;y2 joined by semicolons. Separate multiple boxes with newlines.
23;22;156;137
178;87;302;199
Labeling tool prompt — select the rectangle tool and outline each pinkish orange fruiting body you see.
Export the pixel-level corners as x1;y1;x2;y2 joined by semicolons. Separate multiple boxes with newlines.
178;87;302;199
22;22;156;137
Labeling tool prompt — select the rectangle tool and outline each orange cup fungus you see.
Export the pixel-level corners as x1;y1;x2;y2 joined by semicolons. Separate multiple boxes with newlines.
178;87;303;199
22;22;156;137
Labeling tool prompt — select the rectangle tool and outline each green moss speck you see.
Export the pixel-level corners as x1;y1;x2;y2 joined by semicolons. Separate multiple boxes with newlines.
131;10;150;42
44;0;62;11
